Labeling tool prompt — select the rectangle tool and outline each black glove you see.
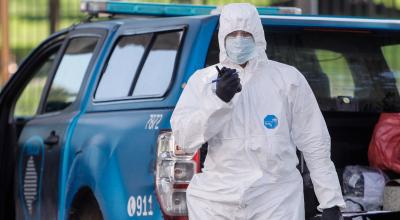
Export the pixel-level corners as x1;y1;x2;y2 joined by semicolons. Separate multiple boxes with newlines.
215;66;242;103
321;206;343;220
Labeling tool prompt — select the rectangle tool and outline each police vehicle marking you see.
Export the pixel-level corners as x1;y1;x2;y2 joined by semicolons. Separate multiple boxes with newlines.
127;194;154;217
145;114;163;130
19;136;45;219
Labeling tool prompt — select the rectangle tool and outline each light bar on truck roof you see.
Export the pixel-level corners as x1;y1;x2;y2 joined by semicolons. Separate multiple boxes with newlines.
80;1;302;17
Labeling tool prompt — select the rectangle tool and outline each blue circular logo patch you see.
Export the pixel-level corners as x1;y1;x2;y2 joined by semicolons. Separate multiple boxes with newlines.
264;115;278;129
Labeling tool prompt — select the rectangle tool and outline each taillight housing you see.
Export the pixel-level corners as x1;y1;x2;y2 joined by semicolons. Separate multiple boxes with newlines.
155;131;199;218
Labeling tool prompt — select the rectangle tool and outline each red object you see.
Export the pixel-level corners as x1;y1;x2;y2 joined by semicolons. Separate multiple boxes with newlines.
192;150;201;173
368;113;400;174
165;216;189;220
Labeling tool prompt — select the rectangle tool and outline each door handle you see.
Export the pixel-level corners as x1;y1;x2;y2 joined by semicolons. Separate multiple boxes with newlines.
44;131;59;148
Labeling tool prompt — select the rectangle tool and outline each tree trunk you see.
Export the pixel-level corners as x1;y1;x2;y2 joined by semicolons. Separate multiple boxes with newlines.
0;0;10;86
49;0;60;33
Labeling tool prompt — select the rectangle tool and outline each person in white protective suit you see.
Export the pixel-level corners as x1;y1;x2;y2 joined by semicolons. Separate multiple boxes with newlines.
170;3;346;220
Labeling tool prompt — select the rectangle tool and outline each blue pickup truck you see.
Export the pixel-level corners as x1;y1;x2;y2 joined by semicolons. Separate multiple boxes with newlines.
1;1;400;219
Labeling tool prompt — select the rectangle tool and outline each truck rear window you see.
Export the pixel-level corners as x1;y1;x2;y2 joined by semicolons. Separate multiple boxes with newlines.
206;28;400;113
95;30;183;101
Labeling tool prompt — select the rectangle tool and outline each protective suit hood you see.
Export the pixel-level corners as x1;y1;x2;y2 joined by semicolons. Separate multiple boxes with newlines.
218;3;268;64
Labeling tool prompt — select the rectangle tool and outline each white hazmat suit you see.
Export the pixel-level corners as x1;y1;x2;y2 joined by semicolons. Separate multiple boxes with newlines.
170;3;345;220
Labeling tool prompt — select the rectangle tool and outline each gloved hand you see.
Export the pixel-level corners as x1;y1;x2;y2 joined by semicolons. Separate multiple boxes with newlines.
215;66;242;103
321;206;343;220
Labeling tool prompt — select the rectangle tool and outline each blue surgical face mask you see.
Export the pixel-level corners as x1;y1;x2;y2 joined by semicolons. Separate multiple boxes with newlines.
225;36;256;65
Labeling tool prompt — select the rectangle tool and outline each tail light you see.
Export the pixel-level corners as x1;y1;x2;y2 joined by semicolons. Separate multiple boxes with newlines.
155;131;200;219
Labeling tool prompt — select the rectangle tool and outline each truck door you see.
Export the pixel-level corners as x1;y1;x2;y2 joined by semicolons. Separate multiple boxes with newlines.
68;16;218;219
0;31;66;220
14;29;104;220
74;26;188;219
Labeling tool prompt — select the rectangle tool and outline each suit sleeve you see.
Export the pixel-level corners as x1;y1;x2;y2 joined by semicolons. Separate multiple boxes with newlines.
170;71;234;154
290;71;346;211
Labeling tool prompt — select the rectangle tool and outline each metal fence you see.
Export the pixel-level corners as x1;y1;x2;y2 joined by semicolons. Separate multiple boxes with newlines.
9;0;83;65
1;0;400;87
0;0;84;86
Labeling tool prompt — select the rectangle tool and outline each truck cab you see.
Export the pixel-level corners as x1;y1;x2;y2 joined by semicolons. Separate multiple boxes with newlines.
0;1;400;219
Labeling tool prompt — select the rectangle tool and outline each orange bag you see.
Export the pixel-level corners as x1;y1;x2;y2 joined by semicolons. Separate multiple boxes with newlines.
368;113;400;174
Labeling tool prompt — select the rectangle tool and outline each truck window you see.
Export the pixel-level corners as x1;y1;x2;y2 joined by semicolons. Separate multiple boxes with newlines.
44;37;98;113
95;30;183;101
132;31;182;97
381;44;400;94
14;47;59;118
315;49;355;98
95;34;152;99
206;28;400;113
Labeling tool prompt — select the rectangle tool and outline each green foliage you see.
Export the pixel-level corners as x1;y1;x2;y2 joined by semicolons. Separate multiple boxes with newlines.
381;44;400;92
10;0;83;62
316;49;355;97
14;77;46;117
373;0;400;10
382;44;400;71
